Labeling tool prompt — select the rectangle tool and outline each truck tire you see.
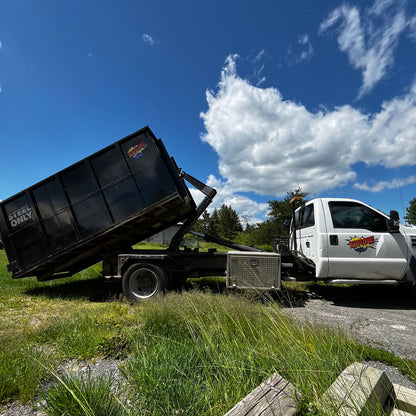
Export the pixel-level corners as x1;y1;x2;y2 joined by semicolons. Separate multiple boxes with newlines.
122;263;168;301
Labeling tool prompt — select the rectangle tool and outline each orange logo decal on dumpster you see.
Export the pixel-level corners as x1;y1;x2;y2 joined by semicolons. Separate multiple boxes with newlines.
128;141;148;159
347;236;378;253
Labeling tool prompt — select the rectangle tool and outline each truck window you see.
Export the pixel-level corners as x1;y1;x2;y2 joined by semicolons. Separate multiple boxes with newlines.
302;205;314;228
295;204;315;230
329;201;388;232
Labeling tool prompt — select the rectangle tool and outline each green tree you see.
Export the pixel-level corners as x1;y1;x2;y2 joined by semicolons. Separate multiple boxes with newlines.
240;188;309;247
194;205;243;240
267;187;309;237
210;209;220;236
193;211;215;235
405;198;416;225
244;219;280;247
216;205;243;240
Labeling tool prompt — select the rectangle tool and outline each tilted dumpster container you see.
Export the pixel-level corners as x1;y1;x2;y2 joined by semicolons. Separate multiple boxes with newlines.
0;126;196;281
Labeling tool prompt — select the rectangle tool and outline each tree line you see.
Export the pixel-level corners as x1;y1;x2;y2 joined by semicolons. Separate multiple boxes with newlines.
193;188;308;249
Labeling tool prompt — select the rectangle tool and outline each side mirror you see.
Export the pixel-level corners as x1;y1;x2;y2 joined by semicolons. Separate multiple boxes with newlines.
387;210;400;233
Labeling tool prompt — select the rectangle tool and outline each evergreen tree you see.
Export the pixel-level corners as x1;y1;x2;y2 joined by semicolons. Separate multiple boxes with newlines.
217;205;243;240
267;187;309;236
245;219;280;247
193;211;214;234
405;198;416;225
211;209;220;236
241;188;309;246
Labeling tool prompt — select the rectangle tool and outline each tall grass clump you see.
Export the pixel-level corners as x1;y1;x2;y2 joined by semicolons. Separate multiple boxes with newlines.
0;336;55;403
43;371;128;416
123;291;365;415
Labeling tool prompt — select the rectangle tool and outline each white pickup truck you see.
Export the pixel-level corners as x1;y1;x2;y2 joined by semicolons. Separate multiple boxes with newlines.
284;198;416;287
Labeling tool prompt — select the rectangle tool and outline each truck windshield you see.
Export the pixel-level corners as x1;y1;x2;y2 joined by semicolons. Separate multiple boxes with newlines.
329;201;388;232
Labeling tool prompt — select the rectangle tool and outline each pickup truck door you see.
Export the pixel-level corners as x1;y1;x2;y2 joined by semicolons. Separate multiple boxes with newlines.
294;203;316;260
325;200;408;280
293;200;329;278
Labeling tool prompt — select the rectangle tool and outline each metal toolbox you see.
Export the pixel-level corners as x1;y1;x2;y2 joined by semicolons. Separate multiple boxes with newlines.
226;251;281;290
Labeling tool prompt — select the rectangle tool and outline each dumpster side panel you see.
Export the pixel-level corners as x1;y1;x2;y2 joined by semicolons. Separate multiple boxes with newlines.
0;192;47;272
0;127;196;279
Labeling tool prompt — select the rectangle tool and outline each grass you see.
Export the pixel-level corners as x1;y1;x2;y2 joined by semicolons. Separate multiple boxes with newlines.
0;247;415;415
133;240;231;252
43;371;128;416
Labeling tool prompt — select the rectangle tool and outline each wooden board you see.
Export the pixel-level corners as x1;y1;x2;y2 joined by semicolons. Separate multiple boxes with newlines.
224;373;297;416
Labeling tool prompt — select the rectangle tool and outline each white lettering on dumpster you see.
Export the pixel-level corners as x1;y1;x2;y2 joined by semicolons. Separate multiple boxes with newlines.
8;205;33;227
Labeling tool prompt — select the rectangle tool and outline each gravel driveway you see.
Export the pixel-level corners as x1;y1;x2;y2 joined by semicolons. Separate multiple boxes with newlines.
283;283;416;389
283;284;416;361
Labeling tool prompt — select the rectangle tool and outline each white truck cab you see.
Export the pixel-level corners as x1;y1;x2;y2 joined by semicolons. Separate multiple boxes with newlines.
290;198;416;286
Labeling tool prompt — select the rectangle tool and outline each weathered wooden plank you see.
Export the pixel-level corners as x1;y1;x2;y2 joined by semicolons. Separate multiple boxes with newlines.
393;383;416;415
224;373;297;416
321;362;393;416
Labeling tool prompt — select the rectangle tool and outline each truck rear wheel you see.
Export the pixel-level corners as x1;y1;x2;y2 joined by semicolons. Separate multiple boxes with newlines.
122;263;168;301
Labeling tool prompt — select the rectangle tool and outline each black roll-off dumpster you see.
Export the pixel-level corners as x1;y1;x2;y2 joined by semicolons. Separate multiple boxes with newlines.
0;126;196;281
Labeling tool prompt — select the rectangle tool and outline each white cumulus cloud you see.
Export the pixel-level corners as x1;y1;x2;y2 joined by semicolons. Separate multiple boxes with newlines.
200;55;416;203
319;0;413;98
354;175;416;192
189;174;268;223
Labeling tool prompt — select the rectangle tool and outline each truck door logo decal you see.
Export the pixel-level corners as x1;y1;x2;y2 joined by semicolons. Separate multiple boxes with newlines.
347;236;378;253
127;140;148;159
8;205;33;228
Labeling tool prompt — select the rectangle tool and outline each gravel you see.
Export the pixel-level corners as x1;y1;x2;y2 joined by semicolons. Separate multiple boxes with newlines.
283;284;416;390
366;361;416;390
283;285;416;361
0;359;125;416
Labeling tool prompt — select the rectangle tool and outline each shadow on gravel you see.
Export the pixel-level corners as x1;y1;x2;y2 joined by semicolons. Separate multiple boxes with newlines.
305;283;416;310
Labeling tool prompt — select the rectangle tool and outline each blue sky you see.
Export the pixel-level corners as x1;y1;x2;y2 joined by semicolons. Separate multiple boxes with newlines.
0;0;415;223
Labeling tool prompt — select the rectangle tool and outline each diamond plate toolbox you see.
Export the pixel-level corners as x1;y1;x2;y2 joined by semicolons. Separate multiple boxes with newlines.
226;251;281;290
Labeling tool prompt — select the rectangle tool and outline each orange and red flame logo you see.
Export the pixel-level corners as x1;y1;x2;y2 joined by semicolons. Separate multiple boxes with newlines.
347;235;378;253
127;140;148;159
